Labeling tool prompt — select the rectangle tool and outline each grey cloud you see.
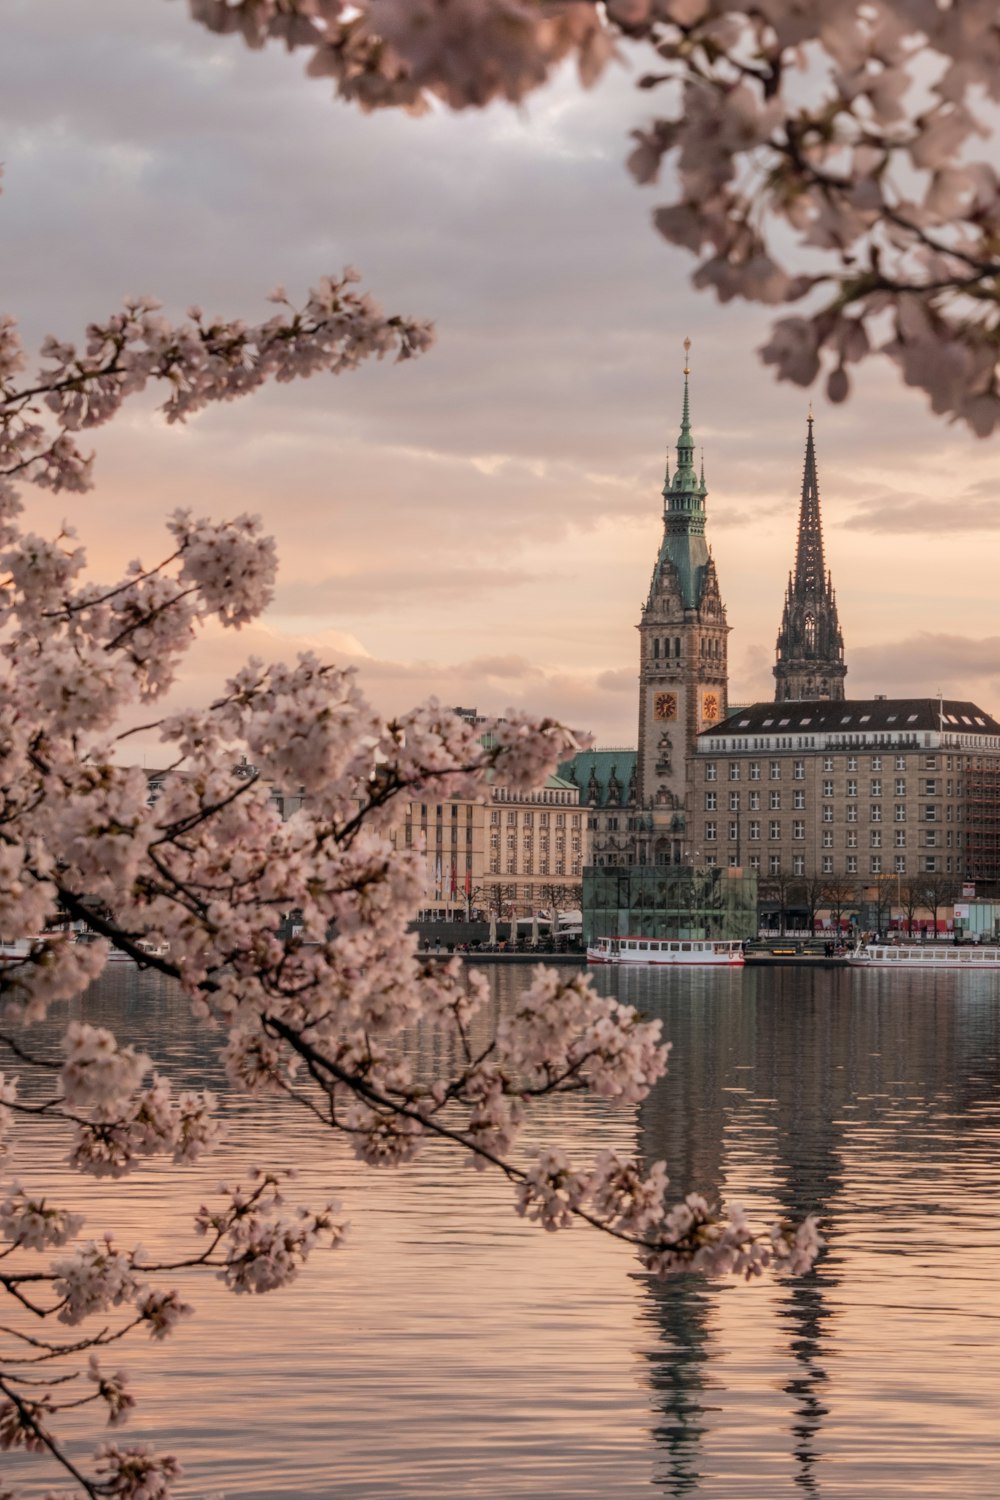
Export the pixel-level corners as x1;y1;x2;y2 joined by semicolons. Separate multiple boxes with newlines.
272;565;537;616
850;635;1000;697
845;497;1000;534
594;667;635;693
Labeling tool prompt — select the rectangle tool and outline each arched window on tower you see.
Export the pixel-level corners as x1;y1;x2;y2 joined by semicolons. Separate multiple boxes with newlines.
804;613;816;653
675;638;681;658
653;638;660;659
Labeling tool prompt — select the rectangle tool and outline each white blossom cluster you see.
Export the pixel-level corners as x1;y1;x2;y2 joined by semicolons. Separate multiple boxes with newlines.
189;0;1000;433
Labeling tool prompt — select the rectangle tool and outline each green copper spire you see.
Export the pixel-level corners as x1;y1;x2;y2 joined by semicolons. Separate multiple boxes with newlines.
649;337;711;610
674;336;697;484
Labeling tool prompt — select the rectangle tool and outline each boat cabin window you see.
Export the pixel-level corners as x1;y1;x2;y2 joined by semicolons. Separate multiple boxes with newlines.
681;942;691;951
639;941;648;950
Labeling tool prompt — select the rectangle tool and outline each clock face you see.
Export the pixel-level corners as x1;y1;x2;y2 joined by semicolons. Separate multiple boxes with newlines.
654;692;677;721
702;692;720;723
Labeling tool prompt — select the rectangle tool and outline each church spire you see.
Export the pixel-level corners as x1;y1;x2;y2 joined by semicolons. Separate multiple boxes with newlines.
773;415;847;703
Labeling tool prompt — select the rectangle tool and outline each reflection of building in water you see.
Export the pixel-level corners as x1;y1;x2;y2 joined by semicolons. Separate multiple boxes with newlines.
746;967;850;1495
629;972;746;1495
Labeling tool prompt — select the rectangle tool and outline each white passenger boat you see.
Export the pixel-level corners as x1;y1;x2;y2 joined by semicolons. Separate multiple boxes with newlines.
847;942;1000;969
587;936;745;967
0;933;70;964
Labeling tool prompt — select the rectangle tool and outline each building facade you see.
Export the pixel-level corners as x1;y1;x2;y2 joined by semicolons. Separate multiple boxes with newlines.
774;415;847;703
688;698;1000;886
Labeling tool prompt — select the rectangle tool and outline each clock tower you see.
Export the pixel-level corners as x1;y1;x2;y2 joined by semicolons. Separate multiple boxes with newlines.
636;343;729;863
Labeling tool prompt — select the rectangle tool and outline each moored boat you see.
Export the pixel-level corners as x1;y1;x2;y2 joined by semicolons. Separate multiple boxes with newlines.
847;942;1000;969
587;936;745;967
0;932;71;964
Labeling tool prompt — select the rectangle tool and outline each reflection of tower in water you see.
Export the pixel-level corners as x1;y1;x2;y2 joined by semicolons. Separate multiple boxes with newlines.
747;967;852;1496
627;969;749;1496
624;968;848;1496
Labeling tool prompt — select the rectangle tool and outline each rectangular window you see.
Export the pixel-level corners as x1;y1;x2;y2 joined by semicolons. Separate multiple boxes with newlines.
769;854;781;874
823;806;834;823
793;854;805;875
770;790;781;810
729;791;740;811
705;821;717;840
822;855;833;873
847;831;859;849
705;791;717;810
749;854;761;871
749;762;761;781
847;805;857;823
925;830;937;847
793;820;805;840
825;779;836;797
895;830;906;847
846;780;857;797
749;820;761;841
769;761;781;780
925;779;938;795
728;821;739;841
749;791;761;811
570;814;580;829
925;757;937;770
871;780;882;797
871;829;881;847
793;760;805;780
729;763;740;781
556;814;565;828
895;855;906;873
872;756;882;771
895;755;906;770
871;855;882;873
871;805;882;823
924;855;937;872
822;830;833;847
769;820;781;840
507;811;517;826
823;757;834;772
705;763;717;782
924;806;937;821
895;804;906;821
490;810;500;825
793;790;805;809
847;855;858;873
895;779;906;796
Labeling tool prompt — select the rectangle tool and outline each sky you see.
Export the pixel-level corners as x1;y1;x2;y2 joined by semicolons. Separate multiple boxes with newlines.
3;0;999;751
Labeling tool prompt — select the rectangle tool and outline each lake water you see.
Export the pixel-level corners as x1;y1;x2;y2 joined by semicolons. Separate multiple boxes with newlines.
4;962;1000;1498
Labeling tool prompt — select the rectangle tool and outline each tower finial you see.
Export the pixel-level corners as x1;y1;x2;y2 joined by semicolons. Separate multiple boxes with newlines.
807;400;813;425
683;336;691;376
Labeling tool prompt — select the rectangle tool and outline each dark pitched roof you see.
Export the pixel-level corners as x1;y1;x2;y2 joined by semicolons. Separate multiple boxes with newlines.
703;698;1000;737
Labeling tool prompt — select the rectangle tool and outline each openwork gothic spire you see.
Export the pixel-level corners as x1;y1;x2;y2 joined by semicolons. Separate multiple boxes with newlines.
773;415;847;703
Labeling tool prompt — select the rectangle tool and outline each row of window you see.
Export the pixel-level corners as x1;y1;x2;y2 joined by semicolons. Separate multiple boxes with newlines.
705;755;940;782
706;793;950;821
733;854;948;875
704;821;953;847
490;810;581;828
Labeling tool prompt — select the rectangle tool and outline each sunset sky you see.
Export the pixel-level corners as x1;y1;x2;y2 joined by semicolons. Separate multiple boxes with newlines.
4;2;999;750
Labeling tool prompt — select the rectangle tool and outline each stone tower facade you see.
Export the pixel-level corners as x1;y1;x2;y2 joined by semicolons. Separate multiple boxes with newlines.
636;346;729;864
774;415;846;702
